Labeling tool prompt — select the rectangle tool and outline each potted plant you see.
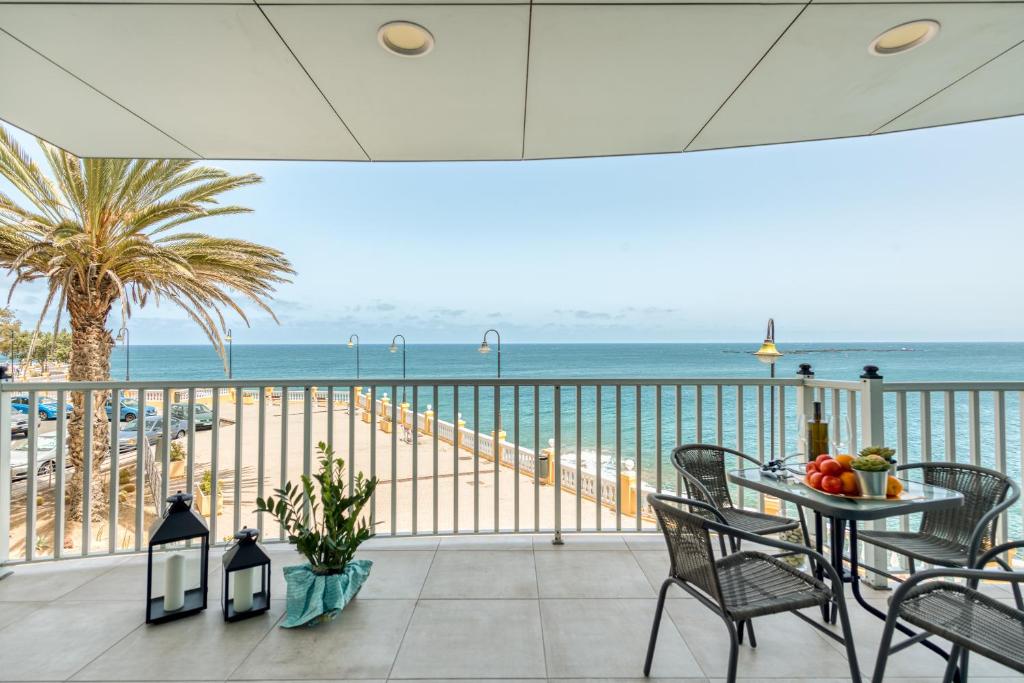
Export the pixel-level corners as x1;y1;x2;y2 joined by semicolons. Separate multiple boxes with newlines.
255;441;377;628
168;441;186;479
195;469;224;517
851;447;897;499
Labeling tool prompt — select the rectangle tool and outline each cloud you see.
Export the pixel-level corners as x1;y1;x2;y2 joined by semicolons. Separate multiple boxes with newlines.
430;307;465;317
372;302;396;312
487;312;502;318
623;306;677;315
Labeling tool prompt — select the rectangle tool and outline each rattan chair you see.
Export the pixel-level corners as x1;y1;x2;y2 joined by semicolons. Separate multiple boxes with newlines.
858;463;1020;578
671;444;805;551
872;540;1024;683
644;493;860;683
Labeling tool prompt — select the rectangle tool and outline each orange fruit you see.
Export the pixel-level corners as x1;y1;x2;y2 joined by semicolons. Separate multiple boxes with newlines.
840;471;861;496
886;476;903;498
834;454;854;471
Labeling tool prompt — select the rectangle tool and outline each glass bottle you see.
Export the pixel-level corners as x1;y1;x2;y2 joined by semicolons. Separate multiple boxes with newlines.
808;401;829;461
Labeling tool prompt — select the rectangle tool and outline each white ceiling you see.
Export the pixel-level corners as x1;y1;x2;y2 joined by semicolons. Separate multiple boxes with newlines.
0;0;1022;161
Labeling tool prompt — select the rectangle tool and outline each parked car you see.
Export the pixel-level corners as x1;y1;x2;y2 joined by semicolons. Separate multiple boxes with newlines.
10;395;73;420
10;435;59;479
169;402;214;430
9;410;28;437
118;415;189;451
105;398;157;422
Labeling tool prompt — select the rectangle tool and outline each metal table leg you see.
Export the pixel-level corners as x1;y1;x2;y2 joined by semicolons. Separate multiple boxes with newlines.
848;522;954;664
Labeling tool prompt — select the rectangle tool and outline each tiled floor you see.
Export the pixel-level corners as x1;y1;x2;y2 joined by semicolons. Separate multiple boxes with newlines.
0;533;1022;682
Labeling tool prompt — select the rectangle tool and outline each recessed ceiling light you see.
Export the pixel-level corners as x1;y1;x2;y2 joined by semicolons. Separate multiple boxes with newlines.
869;20;940;56
378;21;434;57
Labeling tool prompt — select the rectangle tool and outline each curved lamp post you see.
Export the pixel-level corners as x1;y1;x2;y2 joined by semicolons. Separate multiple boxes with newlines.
754;318;782;459
116;326;130;381
478;329;501;378
390;334;407;402
347;334;360;379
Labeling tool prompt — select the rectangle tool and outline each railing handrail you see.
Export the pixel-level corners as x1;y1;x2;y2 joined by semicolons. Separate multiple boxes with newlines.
0;376;806;392
883;381;1024;392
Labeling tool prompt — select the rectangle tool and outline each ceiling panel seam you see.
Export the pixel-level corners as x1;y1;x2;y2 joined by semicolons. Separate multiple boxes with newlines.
870;35;1024;134
254;2;372;160
519;1;533;159
681;0;811;151
0;25;202;158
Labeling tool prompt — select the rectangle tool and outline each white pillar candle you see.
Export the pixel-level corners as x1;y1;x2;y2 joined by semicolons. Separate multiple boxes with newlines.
232;567;254;612
163;552;186;612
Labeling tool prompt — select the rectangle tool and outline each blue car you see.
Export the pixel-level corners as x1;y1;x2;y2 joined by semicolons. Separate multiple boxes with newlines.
10;395;73;421
105;398;157;422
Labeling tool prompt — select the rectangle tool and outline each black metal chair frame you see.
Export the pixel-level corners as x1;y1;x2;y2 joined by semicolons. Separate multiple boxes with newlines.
671;443;810;554
856;462;1021;606
872;540;1024;683
644;493;860;683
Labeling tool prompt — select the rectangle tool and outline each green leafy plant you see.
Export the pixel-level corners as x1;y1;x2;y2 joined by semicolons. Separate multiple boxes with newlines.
852;454;892;472
198;469;222;496
255;442;378;575
858;446;896;462
170;441;186;462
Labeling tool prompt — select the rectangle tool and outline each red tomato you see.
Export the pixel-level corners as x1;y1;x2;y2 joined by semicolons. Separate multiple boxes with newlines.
818;459;843;477
808;472;825;490
821;475;843;494
805;462;819;475
815;454;833;465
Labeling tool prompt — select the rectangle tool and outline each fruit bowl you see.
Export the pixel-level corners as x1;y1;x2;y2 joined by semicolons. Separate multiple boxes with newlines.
802;453;909;500
798;478;915;501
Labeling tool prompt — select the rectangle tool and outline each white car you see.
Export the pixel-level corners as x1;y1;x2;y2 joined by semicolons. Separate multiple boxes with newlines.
9;410;28;437
10;435;59;480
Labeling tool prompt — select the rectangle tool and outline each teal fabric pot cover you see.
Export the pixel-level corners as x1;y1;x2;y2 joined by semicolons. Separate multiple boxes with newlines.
281;559;372;628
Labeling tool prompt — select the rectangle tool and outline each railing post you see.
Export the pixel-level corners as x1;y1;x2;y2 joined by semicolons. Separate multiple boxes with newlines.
795;364;815;456
859;365;889;589
0;389;12;579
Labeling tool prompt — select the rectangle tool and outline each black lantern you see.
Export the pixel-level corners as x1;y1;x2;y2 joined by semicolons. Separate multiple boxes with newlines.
222;527;271;622
146;491;210;624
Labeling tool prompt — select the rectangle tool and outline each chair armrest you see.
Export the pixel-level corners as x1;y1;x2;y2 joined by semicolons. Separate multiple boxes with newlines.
702;518;842;590
887;565;1024;617
966;487;1020;564
648;493;730;526
974;540;1024;569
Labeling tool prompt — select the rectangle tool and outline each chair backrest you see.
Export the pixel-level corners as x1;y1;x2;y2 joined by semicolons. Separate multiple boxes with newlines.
671;444;749;510
905;463;1015;551
648;493;723;605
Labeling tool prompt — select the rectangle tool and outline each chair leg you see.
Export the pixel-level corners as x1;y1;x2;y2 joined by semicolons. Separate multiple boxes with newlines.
959;649;970;683
736;620;745;645
746;619;757;648
833;596;861;683
942;645;962;683
870;603;899;683
643;579;672;677
725;620;740;683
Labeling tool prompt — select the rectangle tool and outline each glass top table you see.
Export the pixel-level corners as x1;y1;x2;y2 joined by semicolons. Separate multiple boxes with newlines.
727;467;964;521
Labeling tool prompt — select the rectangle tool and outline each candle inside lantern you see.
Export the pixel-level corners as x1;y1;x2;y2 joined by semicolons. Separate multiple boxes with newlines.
164;552;186;612
232;567;254;612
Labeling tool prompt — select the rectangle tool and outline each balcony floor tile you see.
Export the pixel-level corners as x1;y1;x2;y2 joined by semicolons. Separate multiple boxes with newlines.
230;598;415;680
73;601;284;681
540;598;703;679
391;599;546;679
535;551;653;599
421;550;537;599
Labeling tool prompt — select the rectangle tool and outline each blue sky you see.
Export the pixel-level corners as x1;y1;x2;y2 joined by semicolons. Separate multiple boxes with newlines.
2;116;1023;344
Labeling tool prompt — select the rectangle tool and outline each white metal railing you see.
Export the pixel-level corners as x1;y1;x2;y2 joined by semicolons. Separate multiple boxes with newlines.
1;367;1021;571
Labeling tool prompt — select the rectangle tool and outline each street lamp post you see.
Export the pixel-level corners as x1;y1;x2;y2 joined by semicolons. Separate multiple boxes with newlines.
225;329;233;379
8;330;14;381
478;329;501;378
116;327;130;381
754;318;783;460
390;334;407;403
347;334;360;379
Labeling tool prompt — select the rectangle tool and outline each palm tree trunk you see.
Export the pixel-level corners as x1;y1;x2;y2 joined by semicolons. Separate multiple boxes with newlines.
65;305;112;529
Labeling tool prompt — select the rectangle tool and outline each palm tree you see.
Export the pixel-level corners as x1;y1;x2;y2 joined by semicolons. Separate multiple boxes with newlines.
0;126;294;525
